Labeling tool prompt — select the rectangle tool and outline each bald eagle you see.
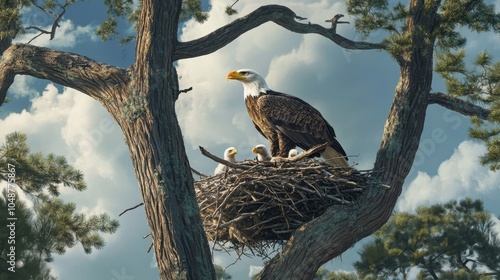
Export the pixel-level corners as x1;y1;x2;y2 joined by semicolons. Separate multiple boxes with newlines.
252;144;272;161
227;69;348;167
214;147;238;175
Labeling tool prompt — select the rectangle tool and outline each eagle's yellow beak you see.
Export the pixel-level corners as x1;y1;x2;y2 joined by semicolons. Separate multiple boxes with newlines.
227;71;245;80
252;146;259;154
229;148;238;155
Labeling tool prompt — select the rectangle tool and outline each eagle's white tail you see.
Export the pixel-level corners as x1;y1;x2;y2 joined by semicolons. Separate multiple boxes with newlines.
321;146;349;167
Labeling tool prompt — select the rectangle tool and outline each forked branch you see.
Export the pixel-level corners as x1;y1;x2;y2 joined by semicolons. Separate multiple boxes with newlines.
26;0;69;43
174;5;384;60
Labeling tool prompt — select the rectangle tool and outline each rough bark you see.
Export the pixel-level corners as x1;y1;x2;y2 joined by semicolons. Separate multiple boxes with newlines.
174;5;384;60
120;1;215;279
0;44;128;104
258;1;441;278
0;1;216;279
0;1;494;280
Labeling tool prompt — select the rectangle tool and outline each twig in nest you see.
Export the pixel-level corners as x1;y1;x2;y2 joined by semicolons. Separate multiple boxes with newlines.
194;156;380;258
191;167;209;178
119;202;144;216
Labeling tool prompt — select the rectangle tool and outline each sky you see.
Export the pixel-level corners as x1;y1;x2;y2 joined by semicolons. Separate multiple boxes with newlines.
1;0;500;279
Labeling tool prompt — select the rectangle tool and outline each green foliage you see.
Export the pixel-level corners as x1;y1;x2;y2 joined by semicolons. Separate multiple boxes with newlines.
96;18;119;41
0;190;56;279
97;0;136;43
214;264;232;280
0;132;86;201
436;50;500;170
354;198;500;280
34;198;119;255
0;0;28;51
0;0;81;50
225;5;238;16
347;0;404;37
435;1;499;50
347;0;499;60
224;0;239;16
180;0;209;23
346;1;500;169
322;271;359;280
0;132;120;273
311;267;359;280
97;0;209;44
121;92;148;122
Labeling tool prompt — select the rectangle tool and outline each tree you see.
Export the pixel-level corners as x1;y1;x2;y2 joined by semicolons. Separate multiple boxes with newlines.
314;268;358;280
0;190;56;280
1;0;499;279
354;198;500;280
214;264;232;280
0;132;119;278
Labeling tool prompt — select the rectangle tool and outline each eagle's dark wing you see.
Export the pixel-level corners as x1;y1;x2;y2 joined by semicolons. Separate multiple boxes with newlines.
258;91;347;159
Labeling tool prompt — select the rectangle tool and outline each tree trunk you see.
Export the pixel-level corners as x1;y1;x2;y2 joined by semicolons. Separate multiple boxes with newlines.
2;2;493;280
116;0;215;279
258;1;439;279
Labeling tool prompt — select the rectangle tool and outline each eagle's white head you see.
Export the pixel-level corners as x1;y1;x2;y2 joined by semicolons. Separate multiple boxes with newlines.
214;147;238;175
227;69;271;98
223;147;238;162
252;144;271;161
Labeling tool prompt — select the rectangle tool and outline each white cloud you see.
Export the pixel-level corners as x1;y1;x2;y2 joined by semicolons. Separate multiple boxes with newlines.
3;1;497;279
249;265;264;278
3;83;122;177
14;19;98;48
398;141;500;212
176;0;354;157
1;82;152;278
10;75;38;98
0;84;74;139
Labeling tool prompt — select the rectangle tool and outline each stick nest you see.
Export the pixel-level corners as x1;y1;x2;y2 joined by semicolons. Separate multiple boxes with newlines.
194;147;381;256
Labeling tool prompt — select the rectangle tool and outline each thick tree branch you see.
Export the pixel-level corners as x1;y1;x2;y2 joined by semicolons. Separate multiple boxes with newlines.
199;146;250;171
174;5;384;60
428;92;490;120
0;44;129;105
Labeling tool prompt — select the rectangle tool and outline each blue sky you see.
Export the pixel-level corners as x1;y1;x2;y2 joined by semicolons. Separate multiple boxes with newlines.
1;0;500;279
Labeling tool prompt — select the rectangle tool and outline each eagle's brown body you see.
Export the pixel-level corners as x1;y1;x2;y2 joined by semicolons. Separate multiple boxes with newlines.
228;69;349;167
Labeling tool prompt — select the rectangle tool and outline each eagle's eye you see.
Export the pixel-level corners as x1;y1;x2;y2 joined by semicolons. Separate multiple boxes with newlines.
239;71;249;76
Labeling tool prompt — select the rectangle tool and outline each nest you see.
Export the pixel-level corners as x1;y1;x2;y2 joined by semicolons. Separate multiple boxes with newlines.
194;145;382;256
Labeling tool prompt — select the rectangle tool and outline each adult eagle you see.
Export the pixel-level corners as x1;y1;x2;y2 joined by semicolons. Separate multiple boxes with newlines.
227;69;348;167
